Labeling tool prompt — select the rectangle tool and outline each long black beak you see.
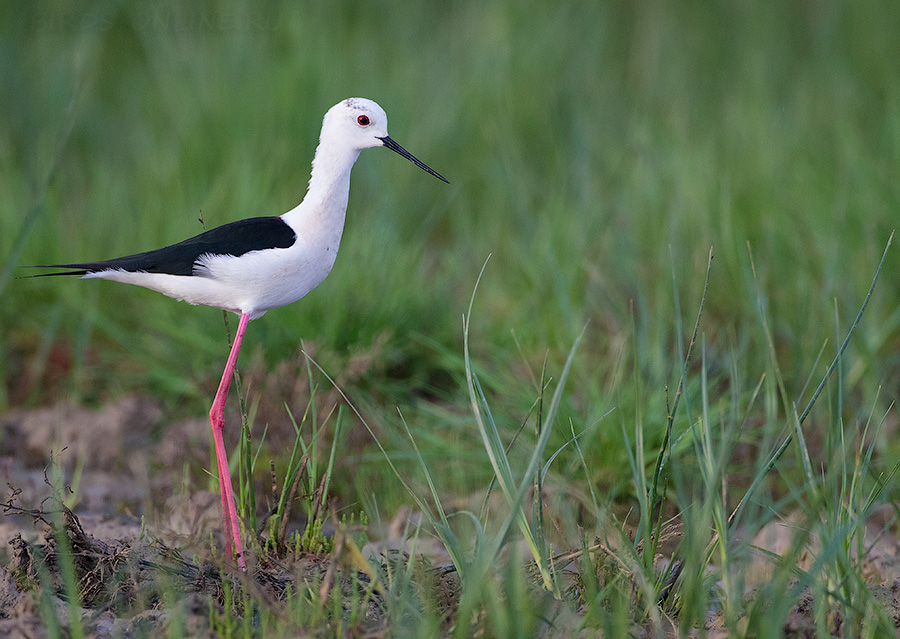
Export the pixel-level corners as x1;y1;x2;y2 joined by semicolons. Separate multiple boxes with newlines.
379;136;449;184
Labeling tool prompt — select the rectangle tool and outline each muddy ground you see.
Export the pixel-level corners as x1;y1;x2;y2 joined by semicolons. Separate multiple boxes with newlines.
1;396;900;637
0;395;450;638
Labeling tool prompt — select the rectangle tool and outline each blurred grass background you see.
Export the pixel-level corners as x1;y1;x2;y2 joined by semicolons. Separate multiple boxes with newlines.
2;0;900;510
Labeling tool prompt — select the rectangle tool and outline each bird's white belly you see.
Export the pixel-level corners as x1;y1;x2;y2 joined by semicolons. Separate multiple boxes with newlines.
201;237;339;313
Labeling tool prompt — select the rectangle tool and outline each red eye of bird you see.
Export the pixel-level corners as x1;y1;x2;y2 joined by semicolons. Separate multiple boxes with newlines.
357;115;370;126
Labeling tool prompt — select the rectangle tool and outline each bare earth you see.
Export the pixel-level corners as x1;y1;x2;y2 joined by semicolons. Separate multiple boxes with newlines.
1;396;899;637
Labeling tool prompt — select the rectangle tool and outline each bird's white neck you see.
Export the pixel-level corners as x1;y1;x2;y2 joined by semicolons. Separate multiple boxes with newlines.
282;140;362;232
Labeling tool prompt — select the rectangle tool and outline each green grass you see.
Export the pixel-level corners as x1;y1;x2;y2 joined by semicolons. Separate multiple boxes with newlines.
3;0;900;635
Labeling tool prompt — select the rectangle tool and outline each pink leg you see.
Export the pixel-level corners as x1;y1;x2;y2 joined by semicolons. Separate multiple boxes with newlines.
209;311;250;571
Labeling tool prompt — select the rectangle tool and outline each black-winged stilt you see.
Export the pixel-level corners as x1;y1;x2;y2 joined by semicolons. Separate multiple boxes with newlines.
35;98;448;570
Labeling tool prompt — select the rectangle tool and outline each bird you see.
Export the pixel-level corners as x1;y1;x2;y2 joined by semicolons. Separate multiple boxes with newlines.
34;98;448;570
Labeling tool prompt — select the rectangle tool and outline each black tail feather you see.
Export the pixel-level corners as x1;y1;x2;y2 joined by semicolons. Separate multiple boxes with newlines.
24;265;91;277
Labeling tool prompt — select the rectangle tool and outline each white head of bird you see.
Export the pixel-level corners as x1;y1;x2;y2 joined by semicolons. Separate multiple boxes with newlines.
323;98;390;149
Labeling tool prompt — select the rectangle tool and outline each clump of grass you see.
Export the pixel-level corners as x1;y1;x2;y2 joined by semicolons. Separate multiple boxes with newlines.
227;340;348;561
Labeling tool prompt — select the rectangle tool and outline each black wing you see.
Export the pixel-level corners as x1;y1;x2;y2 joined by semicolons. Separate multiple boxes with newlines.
34;216;297;277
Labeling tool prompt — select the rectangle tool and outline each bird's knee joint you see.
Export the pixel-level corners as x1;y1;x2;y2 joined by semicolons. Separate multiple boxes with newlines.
209;411;224;430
